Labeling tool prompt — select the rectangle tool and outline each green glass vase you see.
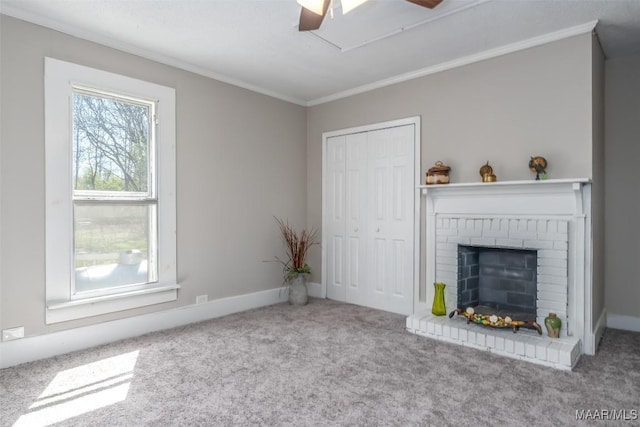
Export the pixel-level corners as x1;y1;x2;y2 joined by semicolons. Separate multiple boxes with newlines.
432;282;446;316
545;313;561;338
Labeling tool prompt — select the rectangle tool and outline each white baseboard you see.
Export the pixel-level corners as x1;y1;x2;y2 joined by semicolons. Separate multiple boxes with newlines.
307;281;323;298
0;287;287;369
607;313;640;333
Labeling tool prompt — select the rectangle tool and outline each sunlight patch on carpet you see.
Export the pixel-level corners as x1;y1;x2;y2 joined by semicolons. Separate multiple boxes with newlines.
14;350;139;426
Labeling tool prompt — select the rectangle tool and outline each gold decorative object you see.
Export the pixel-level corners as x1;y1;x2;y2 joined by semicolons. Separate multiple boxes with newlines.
529;156;548;180
479;161;497;182
426;161;451;185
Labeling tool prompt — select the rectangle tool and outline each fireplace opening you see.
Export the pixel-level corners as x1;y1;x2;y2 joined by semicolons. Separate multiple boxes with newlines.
457;245;537;321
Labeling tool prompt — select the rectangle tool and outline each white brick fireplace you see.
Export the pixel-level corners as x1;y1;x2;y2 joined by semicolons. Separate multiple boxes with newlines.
406;179;596;370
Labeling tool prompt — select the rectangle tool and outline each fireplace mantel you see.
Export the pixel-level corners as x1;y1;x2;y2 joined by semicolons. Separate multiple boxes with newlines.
408;178;595;369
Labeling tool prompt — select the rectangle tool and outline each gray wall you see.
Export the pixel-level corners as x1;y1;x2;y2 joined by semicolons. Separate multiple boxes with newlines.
605;53;640;322
591;36;606;330
307;34;595;295
0;15;307;337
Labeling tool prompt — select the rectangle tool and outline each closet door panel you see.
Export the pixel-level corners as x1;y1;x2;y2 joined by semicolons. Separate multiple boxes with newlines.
344;132;368;306
326;135;346;302
366;125;414;314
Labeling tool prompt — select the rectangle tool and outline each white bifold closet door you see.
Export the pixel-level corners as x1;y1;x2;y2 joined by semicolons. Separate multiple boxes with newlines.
325;124;414;315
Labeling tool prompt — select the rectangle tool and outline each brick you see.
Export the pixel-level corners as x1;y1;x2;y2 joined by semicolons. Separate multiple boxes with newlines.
467;331;476;345
459;328;468;342
482;228;509;238
486;334;495;349
547;220;558;233
470;238;497;246
518;220;527;232
447;237;470;245
496;239;524;248
437;218;443;228
450;218;458;229
451;326;459;340
442;325;451;338
546;342;561;363
537;290;568;303
427;321;436;335
491;219;501;231
419;317;429;332
538;250;568;260
538;266;568;277
476;332;486;347
437;263;457;273
527;220;537;232
558;221;568;233
554;241;568;250
434;323;443;336
537;299;568;312
537;275;568;286
559;345;573;366
538;232;569;242
504;338;515;353
459;228;483;237
510;220;519;232
537;220;548;233
437;255;457;266
536;342;549;361
436;235;447;243
514;340;525;355
538;258;567;268
524;240;554;249
525;340;536;359
483;219;492;231
509;231;538;240
437;228;458;237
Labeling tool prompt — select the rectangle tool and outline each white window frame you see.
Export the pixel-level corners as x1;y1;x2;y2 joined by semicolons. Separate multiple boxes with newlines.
45;57;178;324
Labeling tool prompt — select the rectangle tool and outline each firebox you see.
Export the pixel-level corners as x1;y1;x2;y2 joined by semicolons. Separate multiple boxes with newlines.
457;245;537;321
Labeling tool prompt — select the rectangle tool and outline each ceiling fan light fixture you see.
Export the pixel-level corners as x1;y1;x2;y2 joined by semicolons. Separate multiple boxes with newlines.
297;0;326;16
341;0;369;14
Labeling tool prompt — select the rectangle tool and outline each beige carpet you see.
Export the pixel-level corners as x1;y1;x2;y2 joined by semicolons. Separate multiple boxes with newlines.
1;299;639;426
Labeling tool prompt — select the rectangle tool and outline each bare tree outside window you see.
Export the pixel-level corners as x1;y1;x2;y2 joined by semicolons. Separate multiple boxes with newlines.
71;90;156;292
73;92;150;193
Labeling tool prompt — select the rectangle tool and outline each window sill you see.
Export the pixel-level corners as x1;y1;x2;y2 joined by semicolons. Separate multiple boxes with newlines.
46;284;180;324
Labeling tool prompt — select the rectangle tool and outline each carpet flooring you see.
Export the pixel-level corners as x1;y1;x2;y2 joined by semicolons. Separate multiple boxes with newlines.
1;298;639;426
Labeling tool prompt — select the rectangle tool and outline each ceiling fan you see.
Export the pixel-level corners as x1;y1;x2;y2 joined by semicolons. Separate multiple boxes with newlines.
297;0;444;31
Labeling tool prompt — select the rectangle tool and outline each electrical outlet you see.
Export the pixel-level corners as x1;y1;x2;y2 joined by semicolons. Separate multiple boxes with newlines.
196;295;208;304
2;326;25;341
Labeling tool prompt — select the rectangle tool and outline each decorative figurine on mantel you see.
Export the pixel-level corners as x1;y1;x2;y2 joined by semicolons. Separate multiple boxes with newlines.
529;156;548;180
479;161;497;182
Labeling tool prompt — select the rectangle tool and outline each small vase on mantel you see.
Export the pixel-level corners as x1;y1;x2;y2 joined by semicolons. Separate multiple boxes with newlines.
432;282;446;316
545;313;561;338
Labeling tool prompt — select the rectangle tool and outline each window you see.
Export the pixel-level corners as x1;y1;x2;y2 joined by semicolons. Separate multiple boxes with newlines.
45;58;177;324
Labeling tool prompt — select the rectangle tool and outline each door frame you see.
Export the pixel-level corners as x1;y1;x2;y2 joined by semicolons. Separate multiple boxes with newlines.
321;116;421;312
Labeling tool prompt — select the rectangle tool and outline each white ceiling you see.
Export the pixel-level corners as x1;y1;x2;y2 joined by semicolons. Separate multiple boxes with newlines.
2;0;640;106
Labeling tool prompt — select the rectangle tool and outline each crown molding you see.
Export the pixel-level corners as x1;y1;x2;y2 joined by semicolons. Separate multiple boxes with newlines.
0;4;597;109
306;20;598;106
0;5;308;106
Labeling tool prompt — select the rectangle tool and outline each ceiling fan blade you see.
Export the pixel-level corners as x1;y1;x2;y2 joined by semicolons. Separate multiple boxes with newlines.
406;0;444;9
298;0;330;31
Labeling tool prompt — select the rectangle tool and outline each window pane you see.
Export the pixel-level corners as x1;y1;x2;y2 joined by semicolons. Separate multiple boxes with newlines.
74;203;157;293
73;91;151;193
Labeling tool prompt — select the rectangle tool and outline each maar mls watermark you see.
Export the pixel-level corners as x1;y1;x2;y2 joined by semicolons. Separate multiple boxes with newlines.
576;409;638;421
